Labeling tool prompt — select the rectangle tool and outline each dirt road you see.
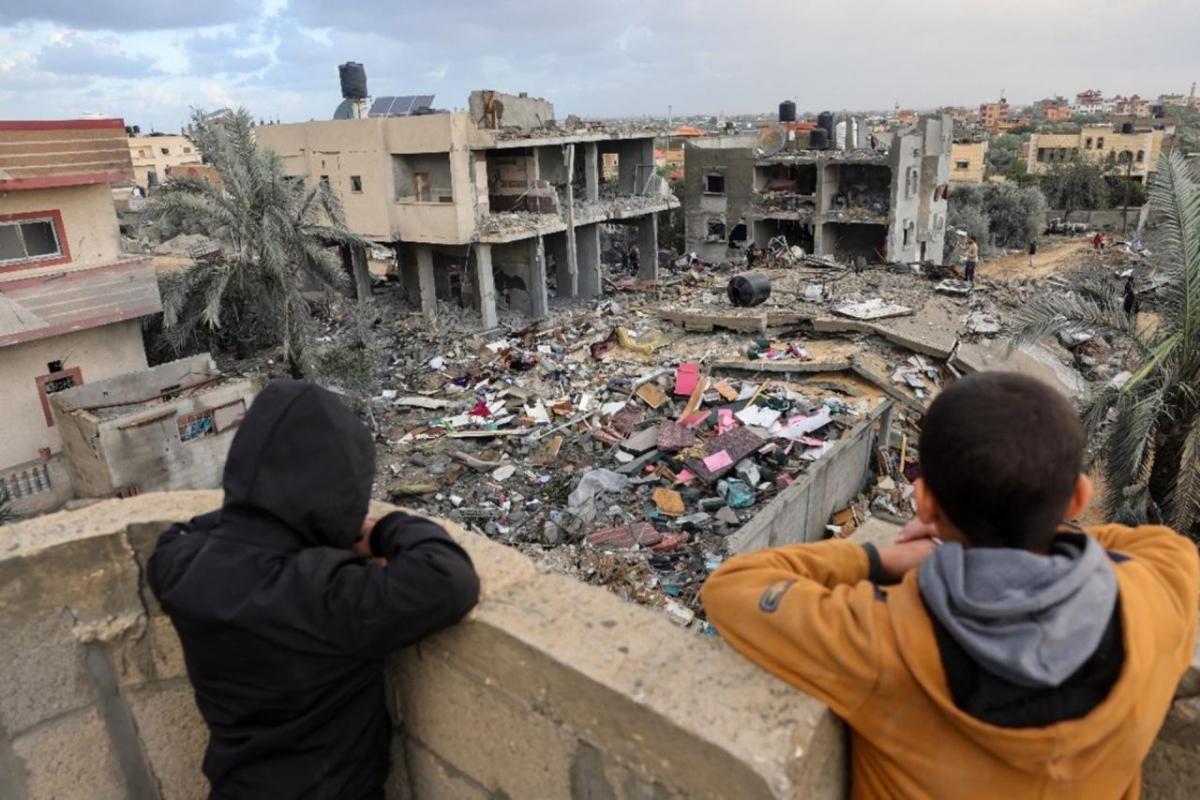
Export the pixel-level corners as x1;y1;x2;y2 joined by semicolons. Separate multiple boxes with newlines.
978;237;1092;280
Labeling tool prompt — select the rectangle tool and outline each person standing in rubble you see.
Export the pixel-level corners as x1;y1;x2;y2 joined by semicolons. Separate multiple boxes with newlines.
703;371;1198;800
1124;275;1139;319
628;243;640;275
964;237;979;287
148;380;480;800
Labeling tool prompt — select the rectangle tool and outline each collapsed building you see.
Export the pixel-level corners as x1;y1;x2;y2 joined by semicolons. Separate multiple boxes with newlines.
683;110;952;265
256;69;677;329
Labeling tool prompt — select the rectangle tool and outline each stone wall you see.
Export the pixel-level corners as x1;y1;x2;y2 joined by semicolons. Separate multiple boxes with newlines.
0;492;844;799
4;492;1197;799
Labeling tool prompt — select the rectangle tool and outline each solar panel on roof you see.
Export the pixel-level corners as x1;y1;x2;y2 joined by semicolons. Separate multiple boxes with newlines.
367;94;436;117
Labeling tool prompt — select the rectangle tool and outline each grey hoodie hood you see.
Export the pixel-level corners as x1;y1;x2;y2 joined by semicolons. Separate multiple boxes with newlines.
918;534;1118;689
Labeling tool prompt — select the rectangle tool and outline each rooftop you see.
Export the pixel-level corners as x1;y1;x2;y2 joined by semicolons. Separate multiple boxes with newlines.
0;118;133;191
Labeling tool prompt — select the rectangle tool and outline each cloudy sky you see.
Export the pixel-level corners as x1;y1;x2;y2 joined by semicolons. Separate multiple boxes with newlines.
0;0;1197;130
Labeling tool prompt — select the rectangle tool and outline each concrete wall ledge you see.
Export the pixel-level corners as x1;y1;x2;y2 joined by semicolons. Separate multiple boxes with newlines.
0;491;845;799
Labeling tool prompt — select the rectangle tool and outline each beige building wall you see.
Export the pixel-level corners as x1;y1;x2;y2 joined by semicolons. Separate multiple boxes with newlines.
256;113;486;245
950;141;988;184
0;321;148;466
127;135;201;191
1027;128;1163;180
0;183;122;280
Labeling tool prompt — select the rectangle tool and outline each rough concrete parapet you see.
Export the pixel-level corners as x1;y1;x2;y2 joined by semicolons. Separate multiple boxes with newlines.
0;492;845;799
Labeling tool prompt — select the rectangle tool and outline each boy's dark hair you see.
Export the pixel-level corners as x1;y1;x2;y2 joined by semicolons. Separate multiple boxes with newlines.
919;371;1084;550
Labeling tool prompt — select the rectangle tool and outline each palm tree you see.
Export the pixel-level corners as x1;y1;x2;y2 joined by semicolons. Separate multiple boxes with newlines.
1013;152;1200;537
143;108;369;377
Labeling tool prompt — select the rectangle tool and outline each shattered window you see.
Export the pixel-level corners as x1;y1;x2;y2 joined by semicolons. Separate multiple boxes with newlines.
178;410;217;443
706;219;727;241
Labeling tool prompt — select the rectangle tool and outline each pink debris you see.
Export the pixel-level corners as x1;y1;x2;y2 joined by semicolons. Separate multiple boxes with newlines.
673;362;700;396
703;450;733;471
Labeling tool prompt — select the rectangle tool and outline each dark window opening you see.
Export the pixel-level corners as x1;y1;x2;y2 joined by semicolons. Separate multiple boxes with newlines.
319;175;331;189
0;218;62;264
706;218;727;241
47;360;63;374
350;175;363;193
704;173;725;194
728;222;748;247
160;147;170;156
1136;150;1145;163
955;160;970;170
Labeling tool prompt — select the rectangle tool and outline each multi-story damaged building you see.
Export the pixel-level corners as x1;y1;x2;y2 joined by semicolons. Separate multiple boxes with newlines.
683;113;952;265
0;118;161;514
256;88;676;329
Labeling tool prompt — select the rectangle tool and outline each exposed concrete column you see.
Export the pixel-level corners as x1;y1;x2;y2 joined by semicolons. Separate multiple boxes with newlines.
415;245;437;322
475;243;499;329
562;144;579;298
584;142;599;202
396;243;420;307
530;236;548;319
575;223;602;299
637;213;658;281
351;243;372;302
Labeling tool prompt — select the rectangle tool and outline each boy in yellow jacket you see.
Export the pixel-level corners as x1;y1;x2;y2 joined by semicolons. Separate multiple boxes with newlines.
702;371;1198;799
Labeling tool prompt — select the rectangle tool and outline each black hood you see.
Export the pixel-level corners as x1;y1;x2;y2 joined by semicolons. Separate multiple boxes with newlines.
222;379;375;548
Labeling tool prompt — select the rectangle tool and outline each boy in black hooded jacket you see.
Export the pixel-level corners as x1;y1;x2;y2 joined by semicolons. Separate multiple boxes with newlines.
148;380;480;799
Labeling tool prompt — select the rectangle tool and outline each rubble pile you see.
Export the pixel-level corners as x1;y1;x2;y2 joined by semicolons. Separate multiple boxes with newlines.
215;234;1159;629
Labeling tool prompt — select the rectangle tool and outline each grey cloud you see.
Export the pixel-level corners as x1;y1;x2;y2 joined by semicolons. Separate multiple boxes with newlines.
0;0;255;31
184;30;271;76
37;35;163;79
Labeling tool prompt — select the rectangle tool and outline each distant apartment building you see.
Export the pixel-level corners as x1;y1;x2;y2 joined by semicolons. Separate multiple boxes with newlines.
1026;123;1165;182
950;140;989;184
979;99;1009;133
127;133;202;191
0;119;161;514
1038;97;1072;121
683;114;952;265
256;89;675;328
1112;95;1151;118
1073;90;1106;114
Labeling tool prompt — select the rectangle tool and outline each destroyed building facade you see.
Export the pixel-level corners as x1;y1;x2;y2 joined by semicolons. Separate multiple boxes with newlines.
256;89;677;327
51;354;257;499
126;132;202;192
682;114;952;265
0;118;161;514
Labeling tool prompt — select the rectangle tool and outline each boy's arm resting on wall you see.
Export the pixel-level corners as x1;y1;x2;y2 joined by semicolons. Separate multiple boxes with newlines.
323;511;482;659
1088;523;1200;664
700;539;885;719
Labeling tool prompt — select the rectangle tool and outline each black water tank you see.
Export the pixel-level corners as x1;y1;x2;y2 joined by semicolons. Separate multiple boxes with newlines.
818;111;835;140
1121;121;1134;134
728;273;772;307
779;100;796;122
809;128;829;149
339;62;368;100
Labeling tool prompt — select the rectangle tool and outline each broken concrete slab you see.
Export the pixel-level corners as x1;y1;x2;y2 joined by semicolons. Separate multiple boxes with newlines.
952;340;1087;399
657;310;767;333
621;425;661;455
834;298;912;321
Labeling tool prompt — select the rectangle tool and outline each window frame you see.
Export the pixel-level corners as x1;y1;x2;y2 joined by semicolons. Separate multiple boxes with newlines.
350;175;363;193
0;210;71;273
703;173;726;195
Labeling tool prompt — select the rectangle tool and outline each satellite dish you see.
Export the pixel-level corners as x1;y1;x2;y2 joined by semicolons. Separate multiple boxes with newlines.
757;125;785;157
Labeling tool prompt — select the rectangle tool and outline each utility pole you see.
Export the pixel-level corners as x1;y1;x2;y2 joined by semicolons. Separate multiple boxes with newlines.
1121;151;1133;236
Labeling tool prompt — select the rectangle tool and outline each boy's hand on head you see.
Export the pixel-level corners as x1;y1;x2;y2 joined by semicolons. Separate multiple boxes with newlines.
896;518;940;544
877;539;938;583
352;517;378;558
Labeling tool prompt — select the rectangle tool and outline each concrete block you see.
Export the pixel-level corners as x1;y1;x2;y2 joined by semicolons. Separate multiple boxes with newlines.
1144;697;1200;799
392;646;577;798
411;571;837;799
0;612;95;736
11;707;126;800
399;737;494;800
127;683;208;800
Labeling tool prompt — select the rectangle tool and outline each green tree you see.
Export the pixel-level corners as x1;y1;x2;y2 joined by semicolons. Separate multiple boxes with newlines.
1039;157;1110;217
143;108;368;377
985;134;1023;179
1013;152;1200;536
984;182;1046;247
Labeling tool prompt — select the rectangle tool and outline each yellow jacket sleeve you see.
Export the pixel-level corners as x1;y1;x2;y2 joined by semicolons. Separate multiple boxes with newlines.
701;539;885;719
1088;524;1200;660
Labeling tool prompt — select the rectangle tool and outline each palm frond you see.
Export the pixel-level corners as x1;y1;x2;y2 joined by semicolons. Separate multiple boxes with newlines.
1100;385;1164;521
1164;418;1200;534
